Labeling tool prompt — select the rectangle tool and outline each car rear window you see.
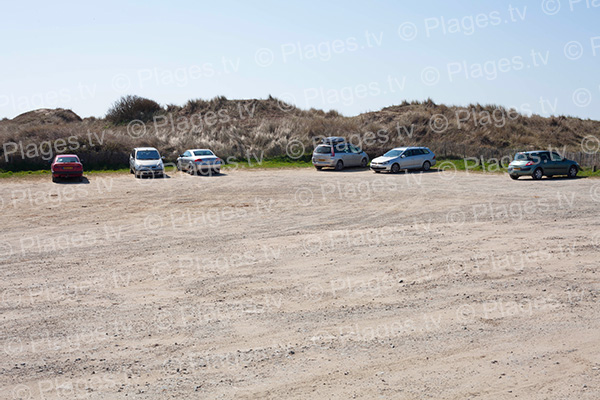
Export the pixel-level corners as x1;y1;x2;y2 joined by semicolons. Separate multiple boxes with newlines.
315;145;331;154
514;153;531;161
56;157;79;163
193;150;214;156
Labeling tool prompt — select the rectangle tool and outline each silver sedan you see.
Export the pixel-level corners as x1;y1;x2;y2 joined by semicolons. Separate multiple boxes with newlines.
176;149;222;175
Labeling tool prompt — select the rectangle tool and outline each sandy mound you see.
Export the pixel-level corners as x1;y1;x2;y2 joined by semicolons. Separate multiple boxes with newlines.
11;108;82;125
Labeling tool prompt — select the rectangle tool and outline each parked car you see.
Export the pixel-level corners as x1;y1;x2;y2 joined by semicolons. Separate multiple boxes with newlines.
508;151;580;180
312;137;369;171
129;147;164;178
370;147;436;173
51;154;83;182
176;149;222;175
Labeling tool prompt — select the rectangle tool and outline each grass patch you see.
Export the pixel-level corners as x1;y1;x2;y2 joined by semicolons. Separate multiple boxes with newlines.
222;155;312;169
0;170;50;178
0;168;130;179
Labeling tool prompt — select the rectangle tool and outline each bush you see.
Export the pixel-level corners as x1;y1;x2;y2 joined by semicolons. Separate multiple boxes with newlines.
106;95;162;124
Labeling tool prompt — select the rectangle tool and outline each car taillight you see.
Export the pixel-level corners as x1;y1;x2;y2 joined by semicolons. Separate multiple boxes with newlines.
194;158;202;162
432;155;436;159
331;147;335;156
215;158;222;163
525;161;533;166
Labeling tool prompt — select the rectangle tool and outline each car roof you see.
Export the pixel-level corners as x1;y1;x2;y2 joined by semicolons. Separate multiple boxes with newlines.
322;136;345;143
134;147;159;151
187;149;213;152
389;146;428;151
518;150;551;154
55;154;78;158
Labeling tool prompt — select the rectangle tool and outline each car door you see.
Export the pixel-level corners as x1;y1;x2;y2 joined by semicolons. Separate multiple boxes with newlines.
182;151;192;170
348;144;362;166
400;149;416;169
177;151;187;170
129;150;135;170
336;143;351;166
550;151;567;175
538;152;551;173
413;148;426;168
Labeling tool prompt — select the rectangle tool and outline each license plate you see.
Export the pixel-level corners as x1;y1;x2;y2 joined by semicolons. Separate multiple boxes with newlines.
64;167;73;170
318;158;326;162
513;167;520;171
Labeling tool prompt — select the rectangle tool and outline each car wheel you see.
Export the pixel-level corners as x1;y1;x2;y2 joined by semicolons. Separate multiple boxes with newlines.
532;168;543;180
510;174;519;180
391;163;400;174
335;160;344;171
360;158;368;168
315;166;323;171
52;176;57;183
129;168;133;174
422;161;431;171
78;176;83;182
568;165;578;178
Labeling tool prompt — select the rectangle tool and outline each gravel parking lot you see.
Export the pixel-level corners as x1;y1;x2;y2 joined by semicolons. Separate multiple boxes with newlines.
1;168;599;399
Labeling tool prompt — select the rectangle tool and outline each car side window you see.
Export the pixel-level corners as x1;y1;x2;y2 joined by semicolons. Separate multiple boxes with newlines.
405;149;414;157
131;150;135;158
348;144;360;153
422;148;430;154
183;151;191;157
336;144;348;153
539;152;550;162
550;152;562;161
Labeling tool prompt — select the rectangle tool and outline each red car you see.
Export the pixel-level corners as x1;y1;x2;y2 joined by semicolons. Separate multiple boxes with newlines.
51;154;84;182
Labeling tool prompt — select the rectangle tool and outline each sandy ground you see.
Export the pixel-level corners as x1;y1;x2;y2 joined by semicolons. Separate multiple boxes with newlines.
1;167;599;399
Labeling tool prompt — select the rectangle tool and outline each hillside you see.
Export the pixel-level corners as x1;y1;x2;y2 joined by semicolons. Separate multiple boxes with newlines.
1;96;599;171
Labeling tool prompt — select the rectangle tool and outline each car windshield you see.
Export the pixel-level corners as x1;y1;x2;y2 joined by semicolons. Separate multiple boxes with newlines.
193;150;214;156
137;150;160;160
315;145;331;154
383;149;403;157
56;156;79;163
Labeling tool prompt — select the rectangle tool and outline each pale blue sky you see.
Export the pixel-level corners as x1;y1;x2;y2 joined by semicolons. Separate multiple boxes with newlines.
1;0;598;119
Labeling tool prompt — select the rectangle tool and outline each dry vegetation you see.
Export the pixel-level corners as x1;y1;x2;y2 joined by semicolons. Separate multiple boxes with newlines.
1;96;599;171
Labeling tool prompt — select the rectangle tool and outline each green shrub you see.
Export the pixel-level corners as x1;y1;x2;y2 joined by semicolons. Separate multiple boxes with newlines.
106;95;162;124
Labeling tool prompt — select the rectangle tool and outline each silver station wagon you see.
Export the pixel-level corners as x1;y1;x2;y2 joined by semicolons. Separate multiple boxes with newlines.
370;147;436;173
312;137;369;171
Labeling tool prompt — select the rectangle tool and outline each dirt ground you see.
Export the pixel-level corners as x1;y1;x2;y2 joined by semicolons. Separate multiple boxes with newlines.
1;167;599;399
